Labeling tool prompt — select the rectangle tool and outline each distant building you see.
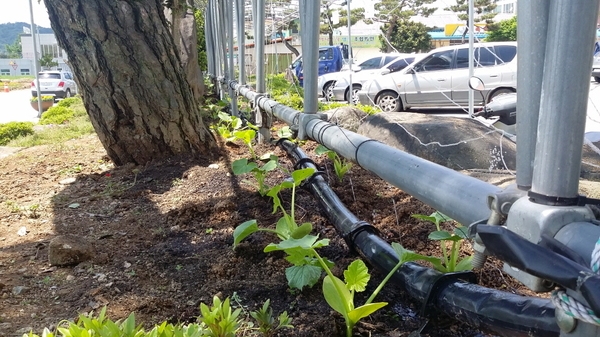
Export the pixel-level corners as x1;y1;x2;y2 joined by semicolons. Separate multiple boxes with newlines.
0;32;69;76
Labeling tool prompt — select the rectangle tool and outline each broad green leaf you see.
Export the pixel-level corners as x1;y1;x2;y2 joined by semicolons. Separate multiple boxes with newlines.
391;242;445;270
410;214;436;223
291;167;315;185
348;302;388;324
232;117;242;130
428;230;454;241
264;235;319;252
277;126;293;138
344;260;370;293
259;152;275;161
286;265;322;289
454;226;469;239
234;129;256;144
231;158;258;175
217;111;232;122
285;249;312;266
275;216;294;239
233;220;259;247
322;275;352;315
454;256;474;271
314;144;331;155
261;159;278;172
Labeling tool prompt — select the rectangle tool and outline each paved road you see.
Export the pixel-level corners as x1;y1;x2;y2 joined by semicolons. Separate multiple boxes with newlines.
0;89;44;124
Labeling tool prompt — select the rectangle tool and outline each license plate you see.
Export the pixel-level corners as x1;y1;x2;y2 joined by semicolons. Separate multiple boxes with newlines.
41;82;52;86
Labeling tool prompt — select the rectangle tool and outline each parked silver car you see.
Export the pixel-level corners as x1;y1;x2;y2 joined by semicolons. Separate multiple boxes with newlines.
332;54;424;103
357;42;518;112
592;44;600;83
318;53;408;101
31;70;78;99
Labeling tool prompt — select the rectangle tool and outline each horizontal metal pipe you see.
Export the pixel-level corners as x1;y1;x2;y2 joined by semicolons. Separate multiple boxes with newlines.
305;119;500;227
230;80;499;226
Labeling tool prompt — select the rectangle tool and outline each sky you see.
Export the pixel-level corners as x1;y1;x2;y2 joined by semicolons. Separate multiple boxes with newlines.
0;0;51;28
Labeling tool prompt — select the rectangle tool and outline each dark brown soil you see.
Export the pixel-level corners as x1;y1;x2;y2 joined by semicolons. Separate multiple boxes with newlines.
0;132;532;337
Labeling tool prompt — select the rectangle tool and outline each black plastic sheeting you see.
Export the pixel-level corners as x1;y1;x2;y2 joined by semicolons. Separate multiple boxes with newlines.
278;139;559;337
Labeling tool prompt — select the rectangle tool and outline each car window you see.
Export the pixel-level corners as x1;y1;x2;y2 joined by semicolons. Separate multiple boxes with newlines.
384;56;397;65
39;73;61;79
359;57;383;70
455;48;469;69
475;47;497;67
64;73;72;80
414;50;454;72
319;49;333;60
387;57;415;73
494;45;517;64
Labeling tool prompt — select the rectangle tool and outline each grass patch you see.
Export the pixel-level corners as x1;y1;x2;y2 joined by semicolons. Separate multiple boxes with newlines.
5;97;95;148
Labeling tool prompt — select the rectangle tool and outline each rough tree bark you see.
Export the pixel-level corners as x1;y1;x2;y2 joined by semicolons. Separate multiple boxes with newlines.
43;0;216;166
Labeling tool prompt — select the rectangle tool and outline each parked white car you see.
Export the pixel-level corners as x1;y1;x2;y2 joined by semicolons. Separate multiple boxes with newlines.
357;42;518;112
332;54;425;103
31;70;78;100
318;53;408;101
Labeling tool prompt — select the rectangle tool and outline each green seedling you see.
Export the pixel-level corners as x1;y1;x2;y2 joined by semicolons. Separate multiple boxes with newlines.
411;211;473;273
214;111;243;142
315;144;352;182
232;153;279;196
198;296;241;337
250;299;293;337
234;167;330;289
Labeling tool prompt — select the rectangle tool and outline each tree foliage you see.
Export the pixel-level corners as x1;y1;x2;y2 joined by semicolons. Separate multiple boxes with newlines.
320;1;365;46
445;0;497;42
194;8;208;71
372;0;436;52
485;16;517;42
39;53;58;68
379;20;431;53
4;38;22;59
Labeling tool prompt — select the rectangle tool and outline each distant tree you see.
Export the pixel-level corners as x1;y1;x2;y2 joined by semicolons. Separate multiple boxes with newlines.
39;53;58;68
320;1;365;46
485;16;517;42
379;20;431;53
5;38;22;58
372;0;436;53
445;0;497;43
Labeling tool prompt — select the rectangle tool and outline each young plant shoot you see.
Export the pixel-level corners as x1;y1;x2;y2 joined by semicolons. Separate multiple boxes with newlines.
314;144;352;182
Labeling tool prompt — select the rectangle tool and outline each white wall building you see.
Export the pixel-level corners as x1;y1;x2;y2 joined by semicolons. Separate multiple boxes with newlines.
0;33;70;76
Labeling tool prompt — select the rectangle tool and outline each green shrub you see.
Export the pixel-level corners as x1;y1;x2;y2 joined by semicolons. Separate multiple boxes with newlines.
30;95;55;103
40;106;75;125
56;97;80;108
0;122;34;145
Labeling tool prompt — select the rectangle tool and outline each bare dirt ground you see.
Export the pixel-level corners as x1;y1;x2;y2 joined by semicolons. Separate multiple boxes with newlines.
0;131;536;337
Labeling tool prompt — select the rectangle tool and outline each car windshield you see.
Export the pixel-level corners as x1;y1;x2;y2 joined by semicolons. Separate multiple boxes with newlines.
39;73;61;79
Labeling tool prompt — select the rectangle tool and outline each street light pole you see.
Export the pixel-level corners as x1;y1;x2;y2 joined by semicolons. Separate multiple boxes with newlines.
28;0;42;118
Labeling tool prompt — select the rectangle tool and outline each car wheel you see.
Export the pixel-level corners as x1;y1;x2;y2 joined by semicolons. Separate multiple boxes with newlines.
376;91;402;112
595;76;600;83
323;81;335;101
346;84;361;105
65;89;72;98
488;88;514;103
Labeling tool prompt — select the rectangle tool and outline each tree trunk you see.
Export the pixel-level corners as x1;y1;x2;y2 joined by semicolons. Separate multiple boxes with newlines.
43;0;217;166
167;0;205;105
385;17;397;53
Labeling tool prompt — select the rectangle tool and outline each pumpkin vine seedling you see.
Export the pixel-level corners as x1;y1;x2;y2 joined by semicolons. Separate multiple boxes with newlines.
411;211;473;273
314;144;352;182
233;166;431;336
232;153;279;196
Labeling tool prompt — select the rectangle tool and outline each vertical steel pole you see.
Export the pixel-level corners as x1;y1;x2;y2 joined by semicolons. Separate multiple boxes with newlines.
227;0;239;116
205;1;216;77
254;0;270;142
302;0;320;114
467;0;474;117
28;0;42;117
515;0;549;190
531;0;600;200
346;0;353;105
236;0;246;84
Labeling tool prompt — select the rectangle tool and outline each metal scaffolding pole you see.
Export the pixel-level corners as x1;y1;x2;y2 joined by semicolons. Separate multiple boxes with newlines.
530;0;600;200
236;0;246;85
227;0;239;116
515;0;549;190
302;1;320;115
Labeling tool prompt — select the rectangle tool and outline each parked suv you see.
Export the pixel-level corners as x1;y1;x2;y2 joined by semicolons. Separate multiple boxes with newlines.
357;42;518;112
31;70;78;99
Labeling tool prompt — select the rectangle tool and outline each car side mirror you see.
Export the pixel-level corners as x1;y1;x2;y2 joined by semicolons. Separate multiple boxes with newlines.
380;69;391;75
468;76;485;91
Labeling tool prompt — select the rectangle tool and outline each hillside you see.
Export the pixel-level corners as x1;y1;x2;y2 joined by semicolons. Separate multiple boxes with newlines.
0;22;53;53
